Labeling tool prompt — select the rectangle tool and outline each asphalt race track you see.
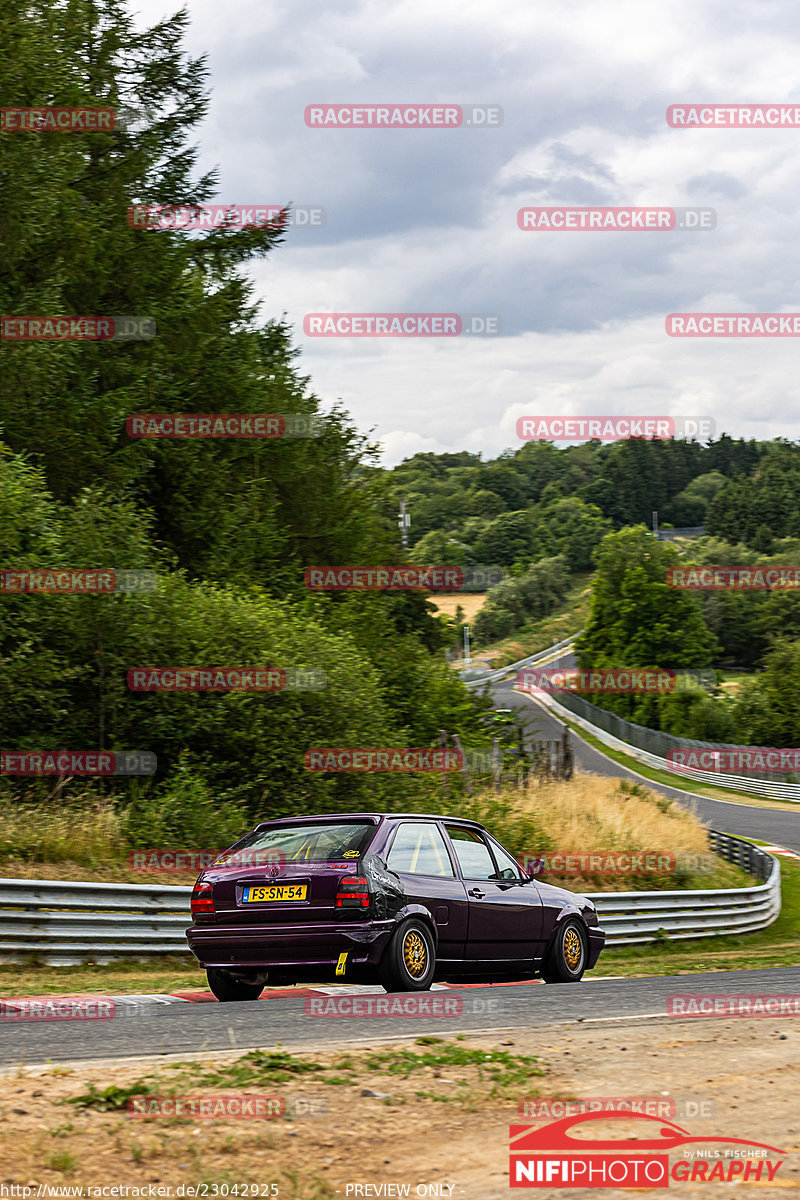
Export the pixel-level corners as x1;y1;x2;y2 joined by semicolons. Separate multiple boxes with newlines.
2;968;800;1068
1;667;797;1072
491;674;800;854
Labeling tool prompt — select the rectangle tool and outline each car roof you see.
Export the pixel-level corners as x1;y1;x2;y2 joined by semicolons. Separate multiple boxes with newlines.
254;812;487;831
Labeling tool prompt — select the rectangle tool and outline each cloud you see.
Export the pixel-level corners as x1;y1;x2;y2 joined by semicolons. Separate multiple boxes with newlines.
130;0;800;463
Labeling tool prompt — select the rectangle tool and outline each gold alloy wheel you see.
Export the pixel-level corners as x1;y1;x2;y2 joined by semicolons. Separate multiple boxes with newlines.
563;926;583;972
403;929;428;978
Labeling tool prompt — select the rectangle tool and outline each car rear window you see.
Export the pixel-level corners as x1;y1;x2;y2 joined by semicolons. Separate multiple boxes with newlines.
230;821;376;863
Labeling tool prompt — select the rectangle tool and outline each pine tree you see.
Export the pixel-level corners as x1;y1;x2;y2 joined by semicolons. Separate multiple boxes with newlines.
0;1;403;592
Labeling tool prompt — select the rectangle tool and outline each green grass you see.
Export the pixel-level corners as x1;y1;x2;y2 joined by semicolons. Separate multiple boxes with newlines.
0;956;207;997
174;1041;542;1107
44;1151;77;1174
361;1042;544;1096
65;1051;329;1111
64;1080;159;1111
591;852;800;978
180;1049;328;1089
66;1041;545;1117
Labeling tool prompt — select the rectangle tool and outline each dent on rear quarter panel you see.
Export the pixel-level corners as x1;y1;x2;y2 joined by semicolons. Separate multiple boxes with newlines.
362;852;406;919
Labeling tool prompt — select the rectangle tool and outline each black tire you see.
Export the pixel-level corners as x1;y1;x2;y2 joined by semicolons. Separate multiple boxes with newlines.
378;919;436;992
206;967;265;1002
540;918;588;983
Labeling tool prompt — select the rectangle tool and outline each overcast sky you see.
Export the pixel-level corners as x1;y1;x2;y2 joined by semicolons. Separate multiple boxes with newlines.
130;0;800;464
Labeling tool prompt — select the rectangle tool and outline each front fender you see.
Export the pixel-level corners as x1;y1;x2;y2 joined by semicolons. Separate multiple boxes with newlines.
552;902;588;930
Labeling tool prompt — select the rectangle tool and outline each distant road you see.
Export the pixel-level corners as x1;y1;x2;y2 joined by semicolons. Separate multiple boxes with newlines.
489;653;800;853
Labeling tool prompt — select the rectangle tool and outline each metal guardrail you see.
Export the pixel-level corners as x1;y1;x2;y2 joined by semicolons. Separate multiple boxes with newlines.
509;635;800;801
464;633;581;689
589;834;780;946
533;682;800;802
0;878;193;965
0;834;779;962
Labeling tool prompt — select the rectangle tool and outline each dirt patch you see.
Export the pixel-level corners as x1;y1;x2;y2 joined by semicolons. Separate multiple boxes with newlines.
0;1018;797;1198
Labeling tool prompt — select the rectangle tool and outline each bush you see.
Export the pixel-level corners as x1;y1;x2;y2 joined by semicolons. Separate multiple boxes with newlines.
472;556;569;645
473;605;517;643
124;754;248;849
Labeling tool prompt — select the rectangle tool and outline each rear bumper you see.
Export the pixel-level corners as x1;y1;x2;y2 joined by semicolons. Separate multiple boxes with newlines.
185;918;396;971
587;927;605;969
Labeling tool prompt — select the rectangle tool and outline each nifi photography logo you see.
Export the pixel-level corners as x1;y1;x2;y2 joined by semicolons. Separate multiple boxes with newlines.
509;1112;785;1188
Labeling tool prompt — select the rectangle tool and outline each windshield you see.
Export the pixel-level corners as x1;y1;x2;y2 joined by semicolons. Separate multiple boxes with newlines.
226;820;377;863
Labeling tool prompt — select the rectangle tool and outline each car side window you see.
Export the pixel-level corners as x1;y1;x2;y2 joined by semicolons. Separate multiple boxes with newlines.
444;826;497;879
386;823;455;877
489;839;523;882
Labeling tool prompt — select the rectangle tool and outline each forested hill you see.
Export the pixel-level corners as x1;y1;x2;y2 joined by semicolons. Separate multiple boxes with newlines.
379;436;776;570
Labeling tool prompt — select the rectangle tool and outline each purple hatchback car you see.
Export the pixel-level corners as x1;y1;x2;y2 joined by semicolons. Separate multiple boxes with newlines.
186;813;605;999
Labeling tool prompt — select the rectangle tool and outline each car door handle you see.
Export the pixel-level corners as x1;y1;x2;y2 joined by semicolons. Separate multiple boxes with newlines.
469;887;486;899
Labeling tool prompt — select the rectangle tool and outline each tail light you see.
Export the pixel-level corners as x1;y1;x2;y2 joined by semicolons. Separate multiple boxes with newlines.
191;879;215;917
336;876;370;909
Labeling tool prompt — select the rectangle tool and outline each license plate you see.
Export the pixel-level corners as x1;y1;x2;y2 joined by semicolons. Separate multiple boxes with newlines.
242;884;307;903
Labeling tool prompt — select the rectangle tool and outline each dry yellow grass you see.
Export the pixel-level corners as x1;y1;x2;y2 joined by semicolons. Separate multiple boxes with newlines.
0;796;125;866
428;592;488;620
518;773;709;856
467;772;746;891
0;774;744;894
